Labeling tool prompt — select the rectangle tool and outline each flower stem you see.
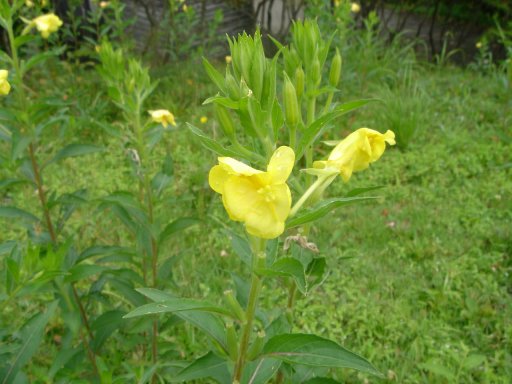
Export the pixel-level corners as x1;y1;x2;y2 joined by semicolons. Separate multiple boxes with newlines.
233;237;266;382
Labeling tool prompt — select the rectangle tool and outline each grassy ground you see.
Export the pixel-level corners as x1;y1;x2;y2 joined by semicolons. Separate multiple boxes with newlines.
1;31;511;384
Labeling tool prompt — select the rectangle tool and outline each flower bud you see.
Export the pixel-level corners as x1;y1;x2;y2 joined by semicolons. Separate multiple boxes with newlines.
329;49;342;87
246;330;266;361
223;290;246;322
295;66;305;99
226;321;238;361
215;104;235;139
283;73;301;127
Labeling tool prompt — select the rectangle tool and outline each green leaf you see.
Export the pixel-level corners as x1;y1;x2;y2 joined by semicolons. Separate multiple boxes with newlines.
345;185;384;197
23;47;66;73
64;264;110;283
47;144;104;165
1;301;58;384
173;351;230;383
137;288;227;350
262;333;382;377
230;232;252;267
241;358;281;384
302;378;341;384
203;95;239;109
158;217;200;246
286;196;378;228
187;123;249;159
257;258;306;294
203;58;227;94
296;99;375;161
91;310;126;352
123;298;235;319
0;207;38;223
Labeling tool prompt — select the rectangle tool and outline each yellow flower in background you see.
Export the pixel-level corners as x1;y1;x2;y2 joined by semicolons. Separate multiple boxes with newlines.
183;4;188;12
200;116;208;124
99;1;110;8
314;128;395;182
476;41;482;49
225;55;232;64
29;13;63;38
149;109;176;127
209;146;295;239
25;0;34;7
351;2;361;13
334;0;341;7
0;70;11;96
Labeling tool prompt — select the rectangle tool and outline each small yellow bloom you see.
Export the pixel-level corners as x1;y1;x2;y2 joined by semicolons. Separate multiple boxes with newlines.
225;55;232;64
209;146;295;239
476;41;482;49
25;0;34;7
0;70;11;96
99;1;110;8
183;4;188;12
30;13;63;39
351;2;361;13
200;116;208;124
149;109;176;127
334;0;341;7
314;128;395;182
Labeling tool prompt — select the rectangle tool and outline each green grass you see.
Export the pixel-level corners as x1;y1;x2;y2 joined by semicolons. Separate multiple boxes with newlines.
1;30;511;384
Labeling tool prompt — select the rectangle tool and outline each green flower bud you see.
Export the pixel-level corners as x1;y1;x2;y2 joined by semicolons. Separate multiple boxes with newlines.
283;72;301;127
295;66;305;99
226;321;238;361
329;49;342;87
215;104;235;139
246;330;266;361
223;289;246;322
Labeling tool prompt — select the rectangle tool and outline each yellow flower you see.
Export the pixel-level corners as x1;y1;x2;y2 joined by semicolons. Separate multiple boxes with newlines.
25;0;34;7
334;0;341;7
209;146;295;239
30;13;63;39
200;116;208;124
351;2;361;13
148;109;176;127
0;70;11;96
99;1;110;8
476;41;482;49
225;55;232;64
314;128;395;182
183;4;188;12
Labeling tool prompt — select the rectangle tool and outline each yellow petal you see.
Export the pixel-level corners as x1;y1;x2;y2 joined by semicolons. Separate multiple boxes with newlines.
267;146;295;184
267;184;292;221
244;200;285;239
218;157;262;177
208;165;229;194
222;176;261;222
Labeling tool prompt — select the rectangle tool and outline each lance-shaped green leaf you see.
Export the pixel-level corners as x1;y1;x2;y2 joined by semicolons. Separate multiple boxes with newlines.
296;99;376;162
158;217;200;246
47;143;104;165
261;334;382;377
187;123;260;162
241;357;281;384
0;206;39;223
173;351;230;383
137;288;227;350
1;301;58;384
203;57;227;94
123;298;236;319
303;378;341;384
256;257;306;294
286;196;378;228
345;185;384;197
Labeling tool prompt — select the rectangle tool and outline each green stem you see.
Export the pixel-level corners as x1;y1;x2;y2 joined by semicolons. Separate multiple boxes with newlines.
233;237;266;382
133;99;159;375
322;92;334;115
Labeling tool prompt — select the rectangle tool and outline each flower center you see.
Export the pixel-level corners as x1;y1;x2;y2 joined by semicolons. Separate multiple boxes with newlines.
257;185;276;202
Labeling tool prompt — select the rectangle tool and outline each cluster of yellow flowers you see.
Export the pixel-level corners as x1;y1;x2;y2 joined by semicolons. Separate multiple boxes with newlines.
209;128;395;239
